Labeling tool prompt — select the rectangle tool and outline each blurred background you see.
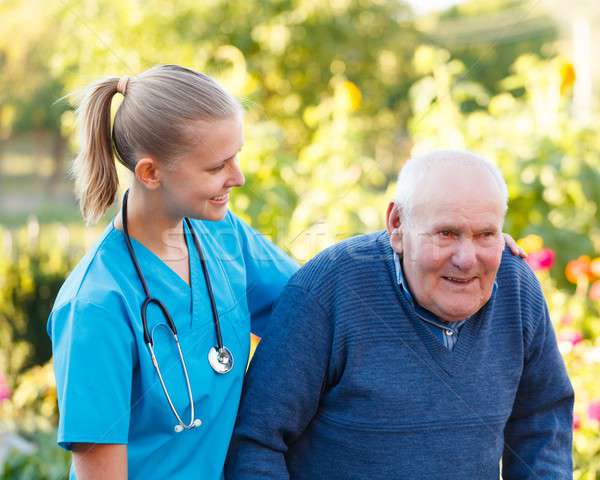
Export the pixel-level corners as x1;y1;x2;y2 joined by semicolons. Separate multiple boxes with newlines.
0;0;599;477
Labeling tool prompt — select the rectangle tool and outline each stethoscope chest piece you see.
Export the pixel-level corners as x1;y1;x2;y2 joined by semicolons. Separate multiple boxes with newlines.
208;346;234;374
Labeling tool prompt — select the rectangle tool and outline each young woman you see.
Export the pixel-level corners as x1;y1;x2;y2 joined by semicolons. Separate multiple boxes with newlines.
48;64;524;479
47;65;297;479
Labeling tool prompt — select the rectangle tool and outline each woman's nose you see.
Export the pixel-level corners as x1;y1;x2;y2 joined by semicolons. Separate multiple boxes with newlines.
227;159;245;187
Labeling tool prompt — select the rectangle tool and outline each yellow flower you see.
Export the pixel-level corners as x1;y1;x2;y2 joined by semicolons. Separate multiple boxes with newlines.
337;80;362;112
560;62;576;96
517;234;544;254
246;333;261;372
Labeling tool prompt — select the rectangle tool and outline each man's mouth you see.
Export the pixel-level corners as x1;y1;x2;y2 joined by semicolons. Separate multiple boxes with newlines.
442;276;477;285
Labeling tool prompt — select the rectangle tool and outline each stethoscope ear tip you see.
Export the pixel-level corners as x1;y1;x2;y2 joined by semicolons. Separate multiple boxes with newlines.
174;419;202;433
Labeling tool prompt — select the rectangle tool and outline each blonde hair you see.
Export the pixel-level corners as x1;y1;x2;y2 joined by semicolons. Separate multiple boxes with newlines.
72;64;241;224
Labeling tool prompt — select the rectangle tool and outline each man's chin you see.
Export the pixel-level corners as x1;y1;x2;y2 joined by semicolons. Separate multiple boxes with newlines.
437;303;482;322
436;290;495;320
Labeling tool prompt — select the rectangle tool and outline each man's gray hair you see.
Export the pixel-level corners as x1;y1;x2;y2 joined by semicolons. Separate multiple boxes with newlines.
394;149;508;220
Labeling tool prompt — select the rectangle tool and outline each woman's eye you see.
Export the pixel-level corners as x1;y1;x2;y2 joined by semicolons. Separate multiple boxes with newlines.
209;155;237;173
209;164;226;173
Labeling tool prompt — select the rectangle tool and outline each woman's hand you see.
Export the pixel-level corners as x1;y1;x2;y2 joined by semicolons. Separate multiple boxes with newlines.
72;443;127;480
503;233;527;258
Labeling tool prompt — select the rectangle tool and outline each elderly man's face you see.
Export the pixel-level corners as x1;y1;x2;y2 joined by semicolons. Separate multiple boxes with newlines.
388;166;505;322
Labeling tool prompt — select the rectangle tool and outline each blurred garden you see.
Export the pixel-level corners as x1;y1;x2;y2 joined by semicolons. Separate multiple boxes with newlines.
0;0;599;477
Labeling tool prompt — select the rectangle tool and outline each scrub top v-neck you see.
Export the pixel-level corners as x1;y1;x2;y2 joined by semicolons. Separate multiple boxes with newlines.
47;211;298;479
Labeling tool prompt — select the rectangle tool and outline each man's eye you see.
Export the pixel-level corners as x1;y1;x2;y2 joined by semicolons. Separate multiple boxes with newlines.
439;230;453;238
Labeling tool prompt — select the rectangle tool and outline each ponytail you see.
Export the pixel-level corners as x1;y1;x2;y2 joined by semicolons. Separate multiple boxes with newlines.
72;77;120;225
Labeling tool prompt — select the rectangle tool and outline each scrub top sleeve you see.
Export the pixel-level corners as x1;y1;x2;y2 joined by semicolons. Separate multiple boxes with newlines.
228;213;299;336
49;298;135;450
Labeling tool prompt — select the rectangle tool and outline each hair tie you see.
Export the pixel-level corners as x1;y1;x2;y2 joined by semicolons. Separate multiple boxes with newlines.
117;76;130;96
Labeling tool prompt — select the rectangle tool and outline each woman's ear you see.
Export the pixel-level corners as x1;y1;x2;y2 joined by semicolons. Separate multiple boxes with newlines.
134;157;161;190
385;201;403;254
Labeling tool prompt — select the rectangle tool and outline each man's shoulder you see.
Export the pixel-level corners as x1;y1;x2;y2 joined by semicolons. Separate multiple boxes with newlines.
496;246;547;333
289;231;386;291
497;247;543;298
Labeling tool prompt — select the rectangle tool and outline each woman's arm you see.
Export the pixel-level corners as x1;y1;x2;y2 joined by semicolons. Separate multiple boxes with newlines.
227;213;299;336
72;444;127;480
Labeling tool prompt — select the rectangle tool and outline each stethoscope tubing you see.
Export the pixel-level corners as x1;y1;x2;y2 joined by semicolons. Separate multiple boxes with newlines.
186;218;225;352
120;189;231;432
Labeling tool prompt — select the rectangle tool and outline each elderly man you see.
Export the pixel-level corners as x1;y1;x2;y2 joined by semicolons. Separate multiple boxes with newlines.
226;150;573;479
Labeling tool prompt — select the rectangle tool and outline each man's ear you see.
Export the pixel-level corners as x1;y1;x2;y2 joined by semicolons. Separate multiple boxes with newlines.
134;157;161;190
385;201;403;254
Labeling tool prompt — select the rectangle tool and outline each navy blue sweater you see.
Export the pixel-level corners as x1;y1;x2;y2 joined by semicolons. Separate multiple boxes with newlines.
226;232;573;479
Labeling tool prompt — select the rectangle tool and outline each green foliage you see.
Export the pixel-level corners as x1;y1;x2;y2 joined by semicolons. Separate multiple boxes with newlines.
0;221;81;380
0;430;70;480
0;1;70;136
437;0;558;94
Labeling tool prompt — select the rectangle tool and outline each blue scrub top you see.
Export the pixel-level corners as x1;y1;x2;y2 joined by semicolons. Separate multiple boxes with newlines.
47;211;298;479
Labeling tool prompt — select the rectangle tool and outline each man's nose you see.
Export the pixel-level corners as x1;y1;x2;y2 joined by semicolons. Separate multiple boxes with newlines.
452;239;477;271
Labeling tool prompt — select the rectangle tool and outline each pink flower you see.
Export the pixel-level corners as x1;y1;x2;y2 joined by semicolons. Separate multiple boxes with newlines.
573;414;581;430
526;248;555;271
560;312;574;326
0;373;10;402
588;400;600;422
559;331;583;347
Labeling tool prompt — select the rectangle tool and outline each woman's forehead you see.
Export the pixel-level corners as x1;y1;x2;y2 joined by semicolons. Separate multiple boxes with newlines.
187;117;244;158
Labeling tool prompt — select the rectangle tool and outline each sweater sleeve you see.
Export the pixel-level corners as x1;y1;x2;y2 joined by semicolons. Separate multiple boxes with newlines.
225;284;333;479
502;302;574;479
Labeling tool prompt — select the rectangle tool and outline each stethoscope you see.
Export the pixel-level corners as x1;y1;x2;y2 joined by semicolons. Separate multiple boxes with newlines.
121;190;234;433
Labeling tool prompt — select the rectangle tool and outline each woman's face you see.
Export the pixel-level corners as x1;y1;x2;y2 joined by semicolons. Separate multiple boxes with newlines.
160;114;245;221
